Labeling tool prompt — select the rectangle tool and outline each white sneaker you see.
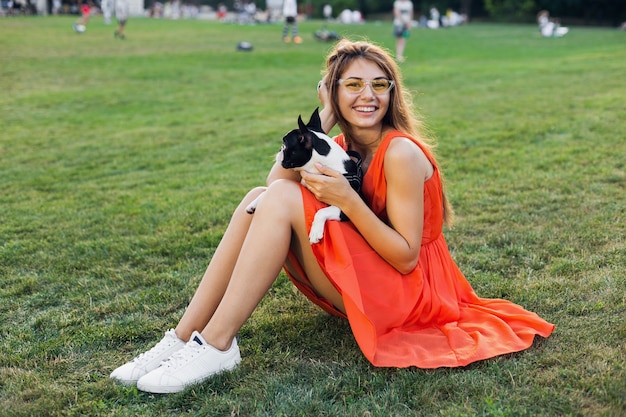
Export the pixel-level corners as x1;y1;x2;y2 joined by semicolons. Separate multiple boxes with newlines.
110;329;186;385
136;331;241;394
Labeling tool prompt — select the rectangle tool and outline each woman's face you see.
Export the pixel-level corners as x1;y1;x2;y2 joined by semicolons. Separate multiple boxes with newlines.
336;58;391;133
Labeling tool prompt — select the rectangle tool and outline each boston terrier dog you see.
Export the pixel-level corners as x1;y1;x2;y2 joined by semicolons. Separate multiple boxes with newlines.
246;108;362;243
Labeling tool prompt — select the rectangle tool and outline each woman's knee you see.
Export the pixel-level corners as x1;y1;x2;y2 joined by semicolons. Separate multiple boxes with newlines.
260;180;302;210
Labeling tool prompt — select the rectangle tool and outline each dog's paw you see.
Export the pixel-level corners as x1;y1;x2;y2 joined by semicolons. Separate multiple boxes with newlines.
309;206;342;243
245;195;261;214
309;222;325;244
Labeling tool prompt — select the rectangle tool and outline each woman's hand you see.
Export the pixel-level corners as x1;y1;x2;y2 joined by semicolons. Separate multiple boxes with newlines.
317;76;330;107
317;77;337;134
300;163;357;209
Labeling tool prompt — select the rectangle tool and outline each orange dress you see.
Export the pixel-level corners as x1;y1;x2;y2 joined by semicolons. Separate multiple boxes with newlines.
285;130;555;368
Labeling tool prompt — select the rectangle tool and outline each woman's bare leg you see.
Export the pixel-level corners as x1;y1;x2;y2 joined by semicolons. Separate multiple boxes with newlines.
199;180;343;350
174;187;265;341
284;238;345;312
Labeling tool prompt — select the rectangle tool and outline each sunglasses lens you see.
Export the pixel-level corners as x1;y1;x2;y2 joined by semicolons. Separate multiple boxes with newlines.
343;79;365;92
371;80;391;92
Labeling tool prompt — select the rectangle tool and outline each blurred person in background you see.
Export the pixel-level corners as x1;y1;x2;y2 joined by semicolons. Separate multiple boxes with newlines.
72;0;93;33
393;0;413;62
282;0;301;43
114;0;129;39
102;0;113;24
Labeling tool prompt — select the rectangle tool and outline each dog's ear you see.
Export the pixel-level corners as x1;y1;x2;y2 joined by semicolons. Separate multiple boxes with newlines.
297;114;307;133
306;108;323;133
294;116;314;151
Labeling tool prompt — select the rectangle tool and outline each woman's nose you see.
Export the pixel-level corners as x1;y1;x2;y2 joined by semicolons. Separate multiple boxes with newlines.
360;84;376;98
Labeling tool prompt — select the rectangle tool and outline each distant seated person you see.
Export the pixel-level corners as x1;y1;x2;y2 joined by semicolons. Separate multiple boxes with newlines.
537;10;569;37
427;5;440;29
442;8;466;27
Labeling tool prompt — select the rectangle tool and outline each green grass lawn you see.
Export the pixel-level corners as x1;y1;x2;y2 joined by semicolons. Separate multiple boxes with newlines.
1;16;624;417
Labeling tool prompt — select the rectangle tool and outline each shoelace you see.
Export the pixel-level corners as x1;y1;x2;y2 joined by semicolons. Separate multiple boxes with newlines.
133;334;178;364
162;341;204;370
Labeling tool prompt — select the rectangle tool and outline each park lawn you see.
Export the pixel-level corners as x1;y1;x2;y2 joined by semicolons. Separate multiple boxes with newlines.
1;16;624;417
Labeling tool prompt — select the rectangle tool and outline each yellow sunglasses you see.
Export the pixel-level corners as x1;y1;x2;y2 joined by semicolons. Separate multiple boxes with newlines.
337;78;395;94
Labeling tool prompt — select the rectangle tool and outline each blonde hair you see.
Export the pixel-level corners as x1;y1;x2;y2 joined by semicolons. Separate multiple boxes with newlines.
322;39;454;226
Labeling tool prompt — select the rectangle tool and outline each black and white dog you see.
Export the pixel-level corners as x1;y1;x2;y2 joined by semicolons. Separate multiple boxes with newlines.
246;108;362;243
